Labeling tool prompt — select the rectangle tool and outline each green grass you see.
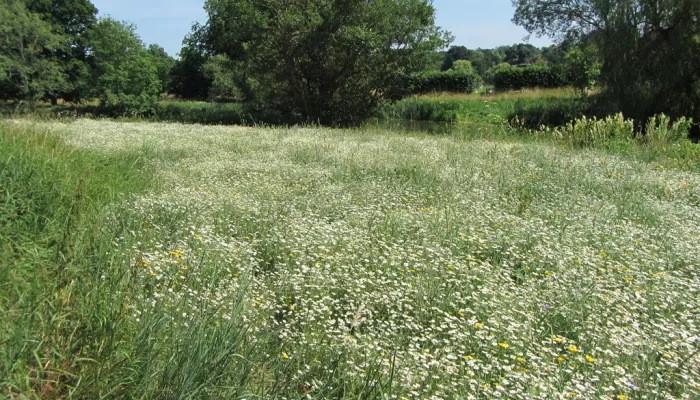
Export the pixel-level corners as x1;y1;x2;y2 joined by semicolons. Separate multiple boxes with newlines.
382;88;583;124
1;119;698;398
0;100;247;125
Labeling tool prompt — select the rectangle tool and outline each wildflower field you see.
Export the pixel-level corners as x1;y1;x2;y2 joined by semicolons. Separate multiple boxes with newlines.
1;119;699;399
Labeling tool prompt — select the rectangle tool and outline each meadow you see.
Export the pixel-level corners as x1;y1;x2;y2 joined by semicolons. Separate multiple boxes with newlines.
1;118;699;399
382;88;587;126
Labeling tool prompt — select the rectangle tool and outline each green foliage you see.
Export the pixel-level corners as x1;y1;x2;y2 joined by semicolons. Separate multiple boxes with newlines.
493;64;569;91
564;44;601;94
484;62;512;84
202;54;243;101
200;0;451;126
385;89;579;124
644;114;694;145
540;113;694;149
86;18;161;115
440;45;470;71
153;101;246;124
147;44;176;94
512;0;700;126
0;0;68;103
392;71;483;98
554;113;635;148
25;0;98;103
508;96;593;129
450;60;475;75
170;26;213;100
503;43;541;65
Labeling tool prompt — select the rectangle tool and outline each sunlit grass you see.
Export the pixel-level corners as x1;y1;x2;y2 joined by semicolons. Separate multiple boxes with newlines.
414;87;580;101
1;119;698;399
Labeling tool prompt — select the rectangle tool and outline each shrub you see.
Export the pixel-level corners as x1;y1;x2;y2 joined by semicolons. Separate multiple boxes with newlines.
545;113;693;149
493;65;569;91
644;114;693;145
554;113;635;148
99;91;158;117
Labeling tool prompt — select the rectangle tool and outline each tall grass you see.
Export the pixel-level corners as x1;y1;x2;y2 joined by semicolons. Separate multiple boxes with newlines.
383;89;584;125
1;119;698;398
0;122;259;398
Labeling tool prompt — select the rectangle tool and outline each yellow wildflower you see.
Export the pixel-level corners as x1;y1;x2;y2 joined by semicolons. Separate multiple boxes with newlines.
568;345;579;353
282;352;290;360
498;342;509;349
169;249;184;259
585;355;595;363
517;357;526;363
617;395;627;400
475;323;484;329
553;337;565;344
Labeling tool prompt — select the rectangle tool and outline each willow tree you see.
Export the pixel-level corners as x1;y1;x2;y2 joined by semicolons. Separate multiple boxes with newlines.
512;0;700;123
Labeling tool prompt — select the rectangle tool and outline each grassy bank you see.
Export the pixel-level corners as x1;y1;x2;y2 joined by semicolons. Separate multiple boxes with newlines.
1;101;247;125
382;88;585;124
1;119;698;398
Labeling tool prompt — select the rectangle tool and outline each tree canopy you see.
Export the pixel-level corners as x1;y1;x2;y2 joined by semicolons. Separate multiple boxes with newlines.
198;0;451;126
86;18;161;114
512;0;700;122
0;0;67;103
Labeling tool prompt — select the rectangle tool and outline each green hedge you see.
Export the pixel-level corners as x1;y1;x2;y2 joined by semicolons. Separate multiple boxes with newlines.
390;72;482;98
494;65;569;91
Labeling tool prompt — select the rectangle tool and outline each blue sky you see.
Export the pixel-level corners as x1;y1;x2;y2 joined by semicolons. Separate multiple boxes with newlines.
91;0;552;57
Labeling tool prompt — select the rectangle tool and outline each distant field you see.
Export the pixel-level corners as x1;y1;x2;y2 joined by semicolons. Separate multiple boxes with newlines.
2;119;698;398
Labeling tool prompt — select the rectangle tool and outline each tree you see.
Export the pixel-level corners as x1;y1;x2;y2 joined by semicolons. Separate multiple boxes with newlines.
170;24;212;100
503;43;541;65
25;0;98;103
86;18;161;114
0;0;67;103
440;45;469;71
512;0;700;123
565;44;600;94
450;60;475;75
199;0;451;126
203;54;243;101
541;44;566;65
148;44;176;94
484;62;512;85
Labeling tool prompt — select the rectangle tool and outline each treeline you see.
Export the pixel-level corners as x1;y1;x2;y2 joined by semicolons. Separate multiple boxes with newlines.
2;0;698;129
0;0;174;114
429;42;600;93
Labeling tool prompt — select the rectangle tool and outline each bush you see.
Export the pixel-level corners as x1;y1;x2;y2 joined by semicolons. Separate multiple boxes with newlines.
554;113;635;148
644;114;694;145
494;65;569;91
543;113;694;148
98;91;159;117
